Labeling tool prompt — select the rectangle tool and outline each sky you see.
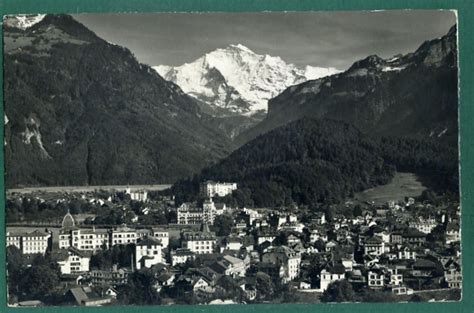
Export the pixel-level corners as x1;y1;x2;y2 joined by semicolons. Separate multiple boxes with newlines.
72;10;456;71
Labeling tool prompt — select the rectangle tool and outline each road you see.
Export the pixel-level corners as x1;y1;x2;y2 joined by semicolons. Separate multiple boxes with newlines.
6;184;172;194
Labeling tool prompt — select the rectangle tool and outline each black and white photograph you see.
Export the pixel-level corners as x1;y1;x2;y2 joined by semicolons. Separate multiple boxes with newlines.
3;10;460;306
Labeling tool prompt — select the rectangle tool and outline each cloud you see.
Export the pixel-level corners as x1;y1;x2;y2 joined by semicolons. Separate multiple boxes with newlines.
72;10;456;70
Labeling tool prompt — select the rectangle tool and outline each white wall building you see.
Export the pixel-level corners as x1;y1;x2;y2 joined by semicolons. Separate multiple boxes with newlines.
181;226;216;255
152;228;169;249
171;248;195;266
6;230;52;255
70;228;110;252
125;187;148;202
388;268;403;286
56;247;91;274
135;237;164;270
110;226;138;245
200;181;237;197
368;271;385;289
319;265;346;292
262;246;301;281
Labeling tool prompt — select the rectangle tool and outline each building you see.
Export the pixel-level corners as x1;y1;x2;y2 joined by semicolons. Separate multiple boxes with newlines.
444;259;462;288
177;203;205;225
68;286;113;306
135;237;164;270
57;211;169;251
125;187;148;202
446;222;460;243
202;198;217;225
110;225;139;246
368;270;385;289
397;245;417;260
200;181;237;198
409;216;437;234
223;236;243;251
62;210;76;228
313;212;326;225
411;259;438;277
210;255;247;278
177;199;226;225
151;228;169;248
181;224;216;255
257;230;278;245
54;247;91;274
363;237;385;256
388;268;403;286
171;248;195;266
262;246;301;281
390;232;403;244
88;266;129;286
69;228;110;252
6;232;21;250
402;228;426;247
392;286;414;296
6;230;52;255
319;263;346;292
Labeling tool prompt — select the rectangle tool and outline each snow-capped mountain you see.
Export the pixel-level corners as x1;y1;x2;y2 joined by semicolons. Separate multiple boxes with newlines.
3;14;46;30
153;44;340;115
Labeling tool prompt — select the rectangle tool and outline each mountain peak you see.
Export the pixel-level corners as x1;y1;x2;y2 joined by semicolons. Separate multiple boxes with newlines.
3;14;46;30
227;43;255;54
348;54;385;71
154;47;340;114
411;23;457;67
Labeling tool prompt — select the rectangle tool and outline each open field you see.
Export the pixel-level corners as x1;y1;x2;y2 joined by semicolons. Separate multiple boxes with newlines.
353;172;427;205
6;184;172;194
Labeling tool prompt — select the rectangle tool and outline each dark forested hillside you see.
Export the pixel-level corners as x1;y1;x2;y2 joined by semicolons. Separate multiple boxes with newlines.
172;118;396;207
377;136;459;195
4;15;230;187
172;118;459;207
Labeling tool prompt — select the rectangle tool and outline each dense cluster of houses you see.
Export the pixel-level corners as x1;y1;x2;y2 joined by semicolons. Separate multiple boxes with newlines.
6;183;462;304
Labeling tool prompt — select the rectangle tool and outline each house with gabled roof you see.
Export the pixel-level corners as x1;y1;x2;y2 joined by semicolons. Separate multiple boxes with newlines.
319;262;346;292
444;258;461;288
67;286;113;306
53;247;91;274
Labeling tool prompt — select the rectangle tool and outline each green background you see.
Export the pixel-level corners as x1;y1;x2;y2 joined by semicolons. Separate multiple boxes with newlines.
0;0;472;312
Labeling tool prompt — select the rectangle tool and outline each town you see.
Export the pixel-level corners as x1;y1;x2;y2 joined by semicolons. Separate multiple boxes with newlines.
6;180;461;306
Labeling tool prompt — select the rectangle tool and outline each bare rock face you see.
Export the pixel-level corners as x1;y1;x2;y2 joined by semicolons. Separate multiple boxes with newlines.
237;25;458;145
4;14;231;187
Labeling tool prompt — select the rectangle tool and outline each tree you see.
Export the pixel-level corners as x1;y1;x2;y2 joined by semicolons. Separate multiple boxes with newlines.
6;246;27;296
321;280;356;303
255;272;274;300
213;215;234;236
215;276;244;301
353;204;363;217
314;239;326;252
427;224;446;243
20;265;60;297
13;255;61;301
90;244;135;270
118;269;160;305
